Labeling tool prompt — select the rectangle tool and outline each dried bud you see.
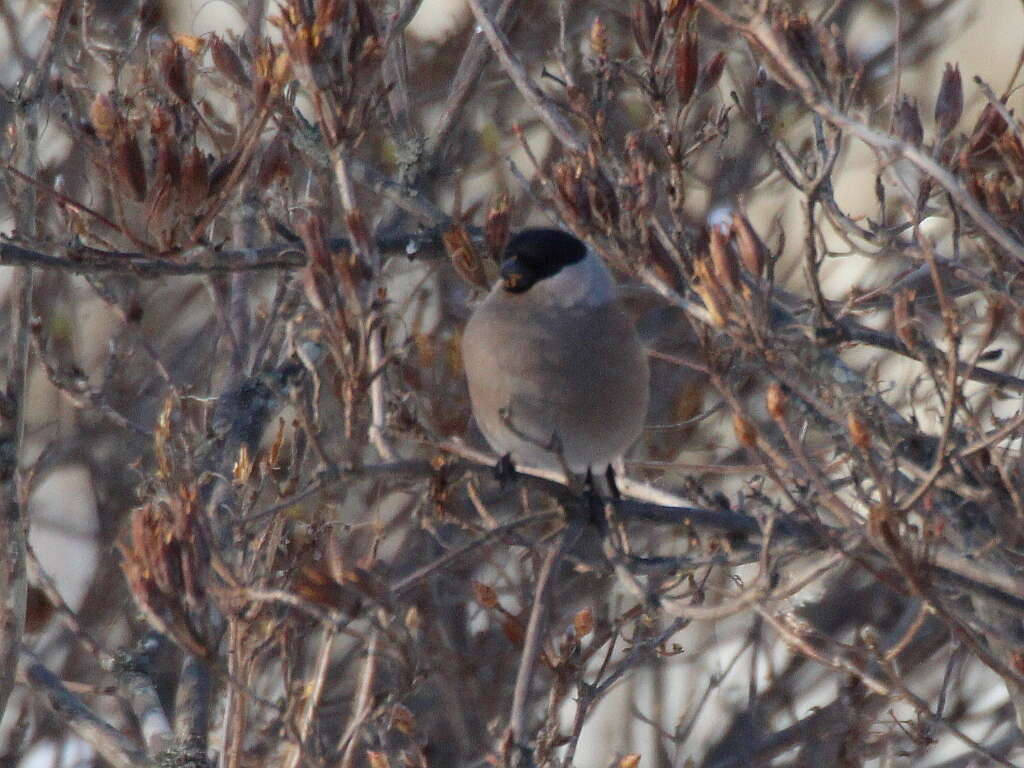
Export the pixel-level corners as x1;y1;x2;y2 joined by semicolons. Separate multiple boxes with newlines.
444;225;488;290
155;133;180;181
674;25;699;104
484;194;511;261
632;0;660;57
587;162;620;228
664;0;694;23
893;289;917;350
553;160;590;225
697;51;726;96
150;105;173;136
934;63;962;137
211;34;250;87
732;412;757;449
847;412;871;452
709;226;740;292
732;212;767;278
894;97;923;148
590;16;608;58
175;34;204;55
113;131;147;201
573;607;594;638
766;382;787;421
983;173;1011;218
256;132;291;187
472;580;499;609
693;256;731;327
89;92;119;143
967;102;1008;156
180;147;209;211
645;228;684;292
390;704;417;737
272;50;292;86
160;43;190;104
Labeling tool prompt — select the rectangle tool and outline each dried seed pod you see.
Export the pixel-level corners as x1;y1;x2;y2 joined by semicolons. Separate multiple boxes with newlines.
692;256;731;327
732;412;758;449
573;606;594;638
966;102;1008;156
484;194;511;261
472;581;499;609
632;0;659;57
180;146;209;211
697;51;726;96
709;225;740;292
732;211;767;278
256;132;291;187
590;16;608;58
674;24;699;104
893;289;918;350
847;412;871;452
154;132;180;181
211;34;250;87
444;225;488;290
89;92;119;143
894;96;923;147
113;131;147;201
766;382;787;421
934;63;962;137
160;42;190;104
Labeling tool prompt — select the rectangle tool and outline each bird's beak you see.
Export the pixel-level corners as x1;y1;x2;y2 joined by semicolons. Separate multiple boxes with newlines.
500;259;528;292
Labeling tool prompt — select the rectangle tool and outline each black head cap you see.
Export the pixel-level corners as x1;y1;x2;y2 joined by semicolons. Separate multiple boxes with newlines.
500;228;587;294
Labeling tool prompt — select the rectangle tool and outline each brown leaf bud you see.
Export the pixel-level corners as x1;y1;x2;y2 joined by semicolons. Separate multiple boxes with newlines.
732;212;767;278
733;412;757;449
390;704;417;737
150;105;173;136
632;0;659;57
590;16;608;58
89;92;119;143
893;289;917;350
665;0;694;23
472;580;499;609
967;102;1008;156
766;382;787;422
693;257;731;328
484;194;511;261
619;756;641;768
155;133;180;181
175;34;204;55
211;34;250;87
113;132;147;201
934;63;962;137
444;225;489;290
709;225;740;292
573;607;594;638
674;25;699;104
367;751;390;768
180;147;209;211
160;43;190;104
847;412;871;452
345;209;372;256
697;51;726;96
894;97;923;148
256;132;291;187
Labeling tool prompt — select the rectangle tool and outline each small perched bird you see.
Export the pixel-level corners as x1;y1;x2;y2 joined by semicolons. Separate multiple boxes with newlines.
462;228;649;474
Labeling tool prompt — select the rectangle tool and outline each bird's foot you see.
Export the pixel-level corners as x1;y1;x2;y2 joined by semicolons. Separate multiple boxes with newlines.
604;463;622;501
494;453;518;489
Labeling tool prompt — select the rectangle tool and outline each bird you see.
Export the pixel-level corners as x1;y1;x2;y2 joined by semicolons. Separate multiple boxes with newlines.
462;228;649;476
